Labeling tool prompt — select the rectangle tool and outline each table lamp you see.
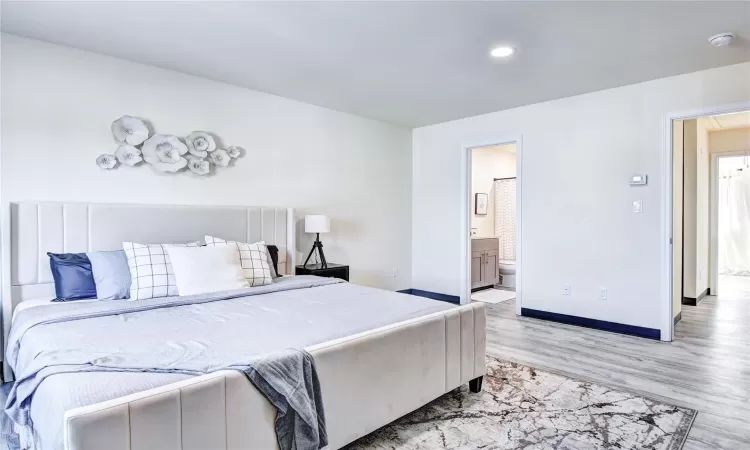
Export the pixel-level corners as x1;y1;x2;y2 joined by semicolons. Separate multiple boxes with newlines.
303;215;330;268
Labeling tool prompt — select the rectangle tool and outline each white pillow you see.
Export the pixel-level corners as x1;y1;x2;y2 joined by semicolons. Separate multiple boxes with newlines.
123;241;200;300
204;236;274;286
206;235;279;278
166;246;249;296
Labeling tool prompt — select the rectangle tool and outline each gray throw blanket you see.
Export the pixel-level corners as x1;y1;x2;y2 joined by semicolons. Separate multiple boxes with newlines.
238;349;327;450
0;384;20;450
2;354;326;450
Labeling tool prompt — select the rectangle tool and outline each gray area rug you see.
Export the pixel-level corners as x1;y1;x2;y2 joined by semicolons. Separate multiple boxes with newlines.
347;357;696;449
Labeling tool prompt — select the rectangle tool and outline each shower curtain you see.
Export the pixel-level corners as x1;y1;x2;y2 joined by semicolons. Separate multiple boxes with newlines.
494;178;516;261
718;169;750;276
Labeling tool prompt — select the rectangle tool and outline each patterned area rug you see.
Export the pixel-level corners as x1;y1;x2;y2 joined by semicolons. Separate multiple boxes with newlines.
347;357;696;450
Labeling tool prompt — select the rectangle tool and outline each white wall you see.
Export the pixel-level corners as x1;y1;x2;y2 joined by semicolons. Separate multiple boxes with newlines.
682;120;698;298
682;119;711;299
1;35;413;290
710;127;750;154
695;118;710;297
471;144;516;238
412;62;750;330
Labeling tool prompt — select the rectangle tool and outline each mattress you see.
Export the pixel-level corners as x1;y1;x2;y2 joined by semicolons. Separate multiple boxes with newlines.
9;276;455;450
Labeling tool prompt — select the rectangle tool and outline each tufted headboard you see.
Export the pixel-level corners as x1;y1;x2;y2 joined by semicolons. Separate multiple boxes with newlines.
1;202;296;373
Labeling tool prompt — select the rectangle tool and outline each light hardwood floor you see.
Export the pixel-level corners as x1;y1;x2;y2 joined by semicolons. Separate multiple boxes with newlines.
484;276;750;450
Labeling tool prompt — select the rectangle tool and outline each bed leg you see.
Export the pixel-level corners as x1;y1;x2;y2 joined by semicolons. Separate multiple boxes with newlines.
469;376;483;393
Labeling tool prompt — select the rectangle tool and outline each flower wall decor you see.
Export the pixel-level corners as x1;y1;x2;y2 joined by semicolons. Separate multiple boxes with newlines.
96;154;117;170
226;146;243;158
186;131;216;157
115;145;142;166
97;116;244;175
187;156;210;175
142;134;188;172
209;149;231;167
111;116;149;146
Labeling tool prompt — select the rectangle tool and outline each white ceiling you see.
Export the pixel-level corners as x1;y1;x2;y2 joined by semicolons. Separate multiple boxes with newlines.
706;111;750;130
2;1;749;127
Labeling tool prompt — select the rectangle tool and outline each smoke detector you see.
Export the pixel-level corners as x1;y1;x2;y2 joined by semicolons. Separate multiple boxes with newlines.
709;32;734;47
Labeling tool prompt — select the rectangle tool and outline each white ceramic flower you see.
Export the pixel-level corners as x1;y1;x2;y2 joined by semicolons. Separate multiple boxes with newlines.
96;154;117;170
186;131;216;157
114;144;143;167
111;116;149;146
187;156;210;175
209;149;231;167
226;146;243;158
142;134;188;172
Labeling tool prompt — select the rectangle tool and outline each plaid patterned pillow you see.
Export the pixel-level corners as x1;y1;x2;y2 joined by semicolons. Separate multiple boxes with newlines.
123;241;201;300
204;236;274;287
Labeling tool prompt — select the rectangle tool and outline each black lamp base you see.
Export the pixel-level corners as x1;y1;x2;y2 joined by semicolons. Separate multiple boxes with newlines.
303;233;327;268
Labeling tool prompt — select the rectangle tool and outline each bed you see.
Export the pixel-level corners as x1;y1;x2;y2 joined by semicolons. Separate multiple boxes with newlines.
1;202;486;450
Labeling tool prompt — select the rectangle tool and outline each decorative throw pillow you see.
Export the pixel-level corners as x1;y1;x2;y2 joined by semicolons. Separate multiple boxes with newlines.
123;241;200;300
87;250;131;300
166;246;250;296
266;245;280;277
204;236;274;286
47;253;97;301
205;235;279;278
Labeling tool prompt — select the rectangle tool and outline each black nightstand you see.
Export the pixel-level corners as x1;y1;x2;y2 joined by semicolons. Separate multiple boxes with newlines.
296;263;349;282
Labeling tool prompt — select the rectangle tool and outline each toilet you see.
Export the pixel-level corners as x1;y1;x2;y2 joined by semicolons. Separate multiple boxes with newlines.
498;260;516;289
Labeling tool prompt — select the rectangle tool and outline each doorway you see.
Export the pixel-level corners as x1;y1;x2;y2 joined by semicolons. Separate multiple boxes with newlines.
713;152;750;298
461;139;522;312
668;105;750;340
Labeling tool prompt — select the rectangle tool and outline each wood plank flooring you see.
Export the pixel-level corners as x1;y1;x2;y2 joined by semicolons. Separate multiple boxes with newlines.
483;276;750;450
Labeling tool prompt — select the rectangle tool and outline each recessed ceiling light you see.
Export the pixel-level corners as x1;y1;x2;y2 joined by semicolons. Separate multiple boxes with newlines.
490;46;515;58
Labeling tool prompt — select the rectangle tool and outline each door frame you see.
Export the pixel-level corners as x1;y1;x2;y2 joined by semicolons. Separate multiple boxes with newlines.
662;101;750;341
460;136;523;313
710;150;750;297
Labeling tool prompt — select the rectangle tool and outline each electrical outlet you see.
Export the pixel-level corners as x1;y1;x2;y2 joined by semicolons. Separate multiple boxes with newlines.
599;288;608;300
562;284;571;296
392;268;399;277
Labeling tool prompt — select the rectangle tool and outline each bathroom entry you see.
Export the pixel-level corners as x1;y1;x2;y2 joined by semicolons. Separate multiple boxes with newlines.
715;153;750;297
468;143;518;305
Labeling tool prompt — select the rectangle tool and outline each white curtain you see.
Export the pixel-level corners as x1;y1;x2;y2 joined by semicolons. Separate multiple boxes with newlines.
494;178;516;261
718;168;750;276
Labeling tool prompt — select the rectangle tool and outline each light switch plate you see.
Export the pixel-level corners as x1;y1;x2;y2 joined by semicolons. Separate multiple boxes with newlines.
632;200;643;213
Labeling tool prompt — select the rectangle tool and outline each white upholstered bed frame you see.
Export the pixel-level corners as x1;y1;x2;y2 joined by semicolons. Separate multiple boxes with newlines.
1;201;486;450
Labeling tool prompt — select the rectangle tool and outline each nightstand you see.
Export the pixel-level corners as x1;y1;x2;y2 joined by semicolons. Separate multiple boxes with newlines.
296;263;349;282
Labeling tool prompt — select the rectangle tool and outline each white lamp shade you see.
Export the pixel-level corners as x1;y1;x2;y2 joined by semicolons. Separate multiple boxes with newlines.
305;215;330;233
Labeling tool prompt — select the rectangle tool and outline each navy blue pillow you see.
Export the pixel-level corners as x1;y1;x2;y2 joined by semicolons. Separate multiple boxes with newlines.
48;252;97;301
